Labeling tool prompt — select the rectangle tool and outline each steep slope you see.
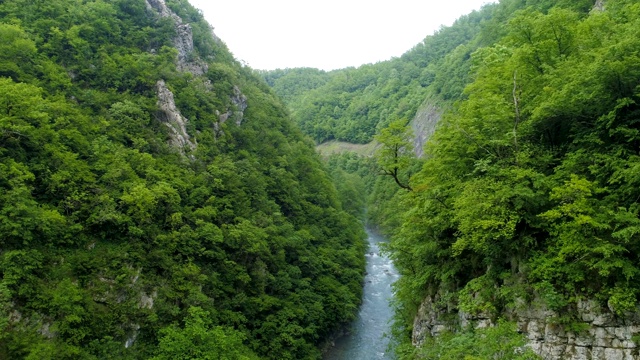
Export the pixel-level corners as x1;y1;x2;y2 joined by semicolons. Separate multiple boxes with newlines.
266;0;640;358
386;0;640;358
0;1;366;359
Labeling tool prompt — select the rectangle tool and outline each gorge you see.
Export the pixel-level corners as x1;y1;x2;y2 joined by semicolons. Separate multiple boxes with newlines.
2;0;640;359
324;229;399;360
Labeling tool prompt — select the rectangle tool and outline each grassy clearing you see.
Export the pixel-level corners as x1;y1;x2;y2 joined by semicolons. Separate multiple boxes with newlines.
316;140;379;157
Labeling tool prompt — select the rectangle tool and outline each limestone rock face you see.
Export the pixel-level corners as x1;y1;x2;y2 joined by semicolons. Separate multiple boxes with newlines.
410;100;443;158
593;0;605;12
145;0;179;20
138;290;157;310
412;295;453;346
145;0;250;145
411;296;640;359
214;86;248;135
156;80;196;152
145;0;249;145
230;85;248;126
145;0;209;76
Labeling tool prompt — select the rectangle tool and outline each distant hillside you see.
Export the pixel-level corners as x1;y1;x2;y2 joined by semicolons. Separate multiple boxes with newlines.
316;140;378;157
262;3;497;144
263;0;595;146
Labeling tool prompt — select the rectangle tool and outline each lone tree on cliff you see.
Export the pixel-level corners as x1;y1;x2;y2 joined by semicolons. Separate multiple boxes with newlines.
375;119;414;191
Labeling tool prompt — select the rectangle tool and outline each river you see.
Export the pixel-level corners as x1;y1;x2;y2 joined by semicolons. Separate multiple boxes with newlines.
324;229;399;360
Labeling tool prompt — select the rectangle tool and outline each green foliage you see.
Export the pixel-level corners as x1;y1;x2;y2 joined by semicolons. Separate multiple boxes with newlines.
374;119;415;191
410;320;540;360
262;5;499;144
260;68;329;104
327;167;367;220
0;23;37;81
153;307;258;360
457;275;498;317
264;1;640;357
0;0;366;359
344;0;640;358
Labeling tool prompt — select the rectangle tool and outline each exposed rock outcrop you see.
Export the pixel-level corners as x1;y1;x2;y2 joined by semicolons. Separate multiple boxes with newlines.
156;80;196;152
124;323;140;348
410;99;443;158
229;85;248;126
412;295;640;359
38;322;55;339
412;295;453;346
517;300;640;360
214;85;248;135
144;0;201;153
592;0;605;12
145;0;251;147
145;0;179;21
173;23;209;75
144;0;211;76
138;290;157;309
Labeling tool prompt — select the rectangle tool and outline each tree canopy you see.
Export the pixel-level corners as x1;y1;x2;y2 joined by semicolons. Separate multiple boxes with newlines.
265;0;640;358
0;0;366;359
379;0;640;358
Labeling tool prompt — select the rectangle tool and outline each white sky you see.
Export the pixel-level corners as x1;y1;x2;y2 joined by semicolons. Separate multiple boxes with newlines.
188;0;495;71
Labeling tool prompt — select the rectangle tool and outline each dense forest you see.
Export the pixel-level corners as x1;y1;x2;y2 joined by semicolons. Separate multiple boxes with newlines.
264;0;598;146
0;0;367;359
3;0;639;358
266;0;640;358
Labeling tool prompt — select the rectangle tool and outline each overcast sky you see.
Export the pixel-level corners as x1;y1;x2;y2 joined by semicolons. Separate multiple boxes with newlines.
188;0;495;71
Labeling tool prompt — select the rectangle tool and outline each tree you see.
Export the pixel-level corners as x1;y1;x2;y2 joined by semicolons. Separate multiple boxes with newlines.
153;307;258;360
374;119;414;191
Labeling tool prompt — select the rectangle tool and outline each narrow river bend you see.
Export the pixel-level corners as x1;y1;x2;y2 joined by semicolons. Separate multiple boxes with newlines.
325;229;399;360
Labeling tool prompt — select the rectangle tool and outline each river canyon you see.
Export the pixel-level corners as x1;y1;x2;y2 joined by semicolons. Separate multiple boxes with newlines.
325;229;399;360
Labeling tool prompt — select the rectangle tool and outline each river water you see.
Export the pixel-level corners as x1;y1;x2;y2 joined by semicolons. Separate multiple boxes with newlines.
324;229;399;360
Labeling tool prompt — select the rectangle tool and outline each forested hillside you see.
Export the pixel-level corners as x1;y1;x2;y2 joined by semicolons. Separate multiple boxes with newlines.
0;0;367;359
387;0;640;355
276;0;593;229
263;0;593;145
267;0;640;358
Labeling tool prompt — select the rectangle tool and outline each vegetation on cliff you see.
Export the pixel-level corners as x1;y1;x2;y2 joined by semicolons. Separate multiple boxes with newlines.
0;0;366;359
267;0;640;358
389;0;640;357
3;0;637;357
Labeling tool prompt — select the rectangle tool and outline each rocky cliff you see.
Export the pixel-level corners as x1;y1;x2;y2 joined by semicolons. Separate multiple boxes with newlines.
409;98;444;158
412;295;640;359
145;0;211;75
155;79;196;152
145;0;248;149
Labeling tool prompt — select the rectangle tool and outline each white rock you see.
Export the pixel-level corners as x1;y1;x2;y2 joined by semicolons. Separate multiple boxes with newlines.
528;320;544;340
615;326;632;340
593;313;614;326
623;348;636;360
156;80;197;152
604;348;625;360
476;319;492;329
570;345;590;360
592;346;605;358
593;327;611;347
575;333;594;347
431;324;447;336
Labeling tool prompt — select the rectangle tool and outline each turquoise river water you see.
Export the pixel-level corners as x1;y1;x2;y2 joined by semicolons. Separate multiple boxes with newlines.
324;229;399;360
